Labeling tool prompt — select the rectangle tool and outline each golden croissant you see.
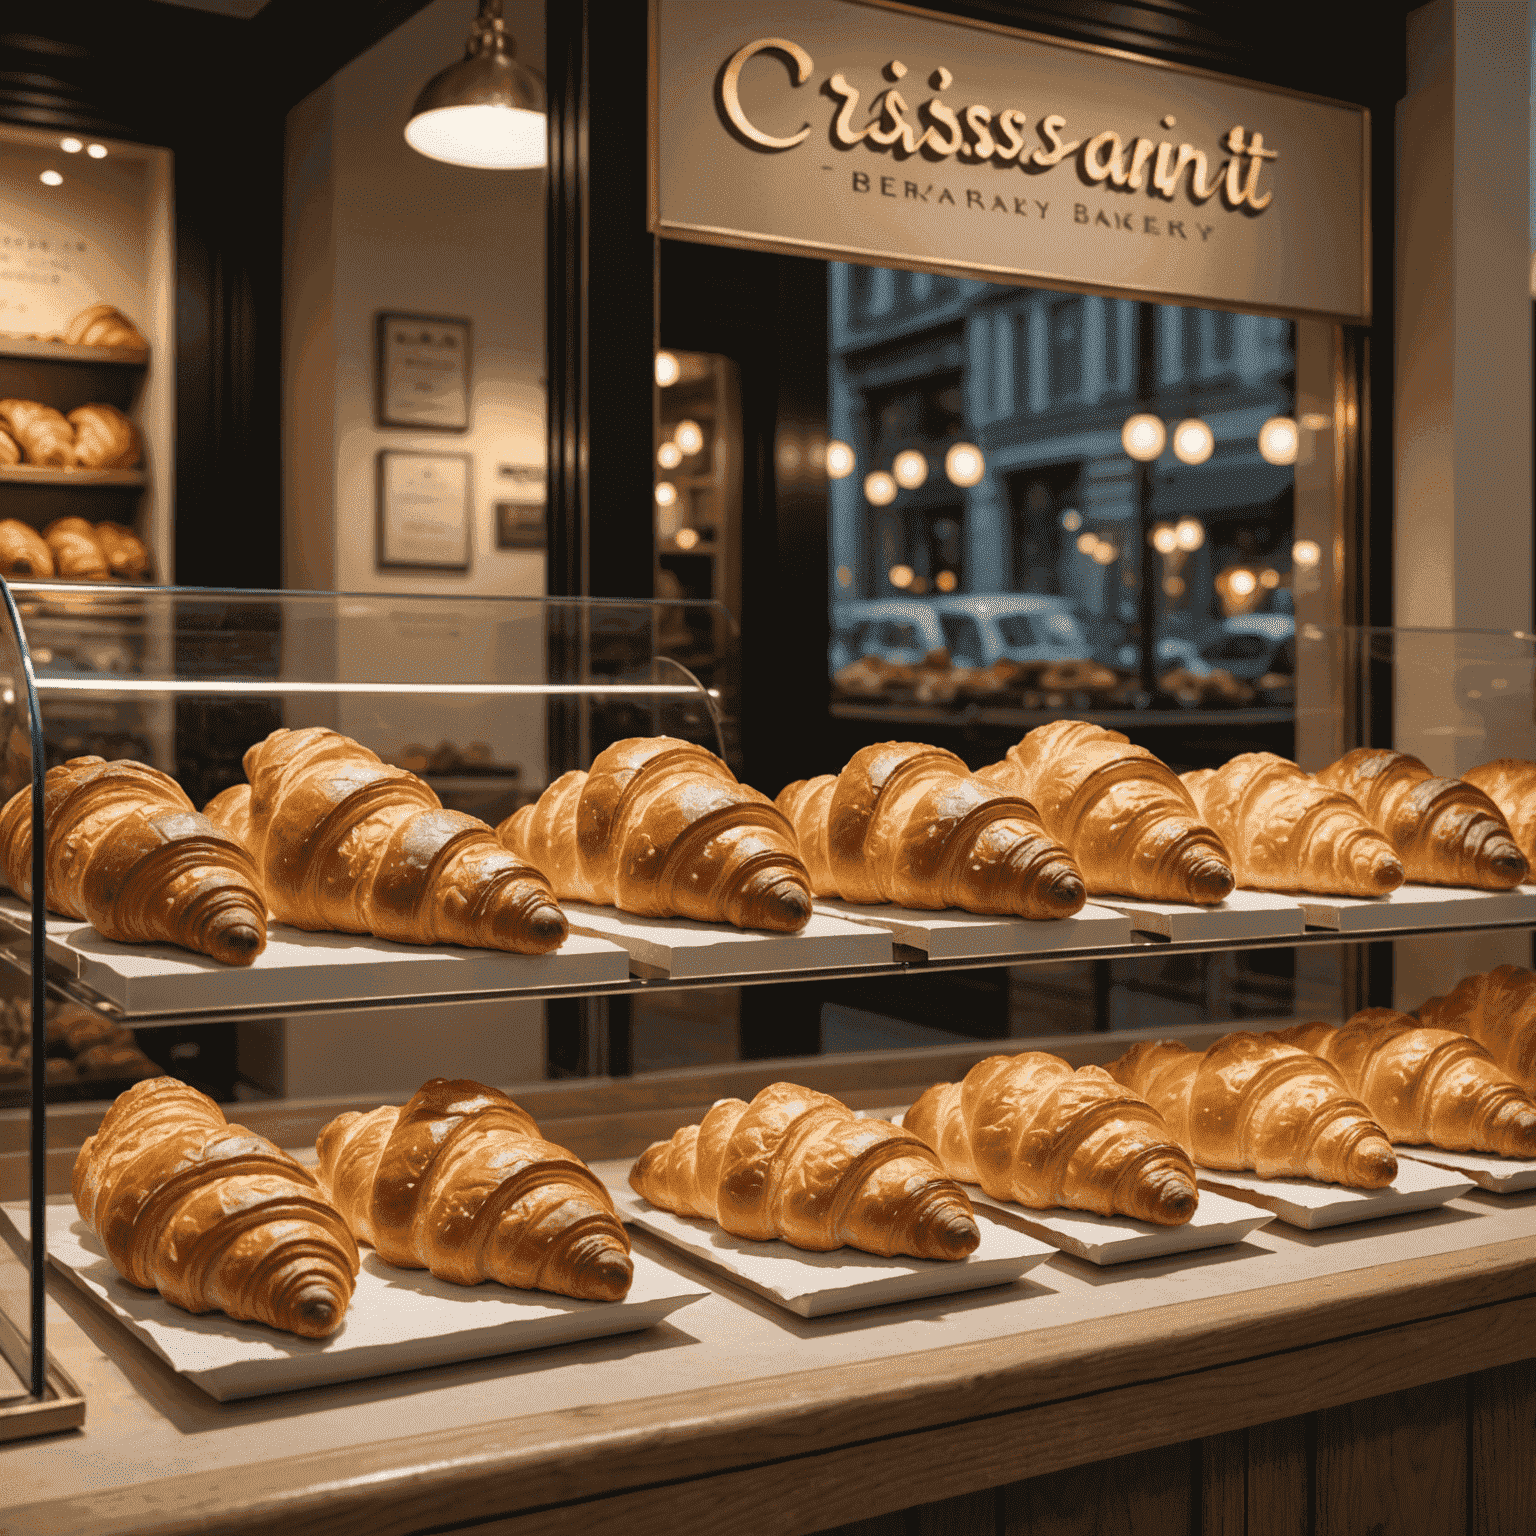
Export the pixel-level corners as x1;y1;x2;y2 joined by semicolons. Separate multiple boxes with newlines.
43;516;109;579
316;1078;632;1302
906;1052;1198;1225
1182;752;1404;897
1418;965;1536;1094
630;1081;981;1259
92;520;151;579
0;518;53;578
499;736;812;931
776;742;1085;918
0;399;73;467
73;1077;358;1336
1315;749;1526;889
62;302;148;350
68;403;141;470
1462;759;1536;874
0;426;19;467
977;720;1234;904
0;756;267;965
1277;1010;1536;1156
1107;1032;1397;1186
205;726;565;953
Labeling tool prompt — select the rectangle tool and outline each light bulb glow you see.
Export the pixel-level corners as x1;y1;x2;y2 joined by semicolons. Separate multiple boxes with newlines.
657;441;682;469
1121;413;1166;461
1151;524;1178;555
674;526;700;549
1164;575;1186;598
654;351;680;387
1293;538;1321;568
944;442;985;487
1061;509;1082;532
1175;517;1205;552
1299;411;1331;431
1258;415;1300;466
404;104;546;169
1076;532;1097;556
674;420;704;455
85;143;107;159
888;563;914;588
39;170;62;187
60;137;82;154
865;471;897;506
1091;541;1118;565
826;440;856;478
1172;417;1214;465
1228;568;1257;597
892;449;928;489
1259;567;1280;589
935;570;958;592
835;564;853;587
654;481;678;507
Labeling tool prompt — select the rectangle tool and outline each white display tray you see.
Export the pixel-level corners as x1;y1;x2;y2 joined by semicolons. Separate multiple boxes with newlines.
968;1187;1275;1266
1397;1146;1536;1194
811;898;1132;959
1194;1158;1474;1230
0;895;629;1015
561;902;892;979
1096;890;1305;943
1297;883;1536;934
607;1187;1053;1317
2;1202;707;1403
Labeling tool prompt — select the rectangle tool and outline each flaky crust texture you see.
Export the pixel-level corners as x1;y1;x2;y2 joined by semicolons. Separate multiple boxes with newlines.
0;518;53;577
1278;1010;1536;1157
1317;749;1525;889
1107;1033;1397;1187
63;303;148;350
91;520;151;579
630;1081;981;1260
316;1078;632;1302
0;755;267;965
0;399;74;468
1462;760;1536;874
978;720;1234;905
73;1077;358;1337
43;515;108;578
213;726;566;953
500;736;812;931
906;1052;1197;1225
1184;752;1404;897
68;403;141;470
777;742;1085;919
1418;965;1536;1094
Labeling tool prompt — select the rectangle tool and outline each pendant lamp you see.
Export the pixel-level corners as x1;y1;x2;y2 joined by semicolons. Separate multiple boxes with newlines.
405;0;546;170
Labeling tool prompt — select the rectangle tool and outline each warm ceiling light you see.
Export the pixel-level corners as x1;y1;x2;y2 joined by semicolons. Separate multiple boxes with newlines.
39;170;63;187
1060;509;1082;532
60;137;82;154
935;570;958;592
674;527;700;550
892;449;928;489
1091;541;1118;565
657;441;682;469
944;442;985;487
865;471;897;506
405;0;546;169
1121;413;1166;461
1228;567;1257;597
674;420;704;455
654;351;680;387
654;481;677;507
1151;524;1178;555
1293;538;1321;568
1076;532;1098;556
1299;411;1331;431
826;440;856;478
1171;417;1214;465
85;143;107;159
888;564;914;589
1259;567;1280;589
1258;415;1300;465
1175;517;1205;552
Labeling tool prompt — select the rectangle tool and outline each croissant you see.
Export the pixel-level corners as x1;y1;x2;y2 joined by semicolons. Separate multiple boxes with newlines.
317;1078;631;1302
1419;965;1536;1093
977;720;1234;904
62;302;148;351
0;756;267;965
73;1077;358;1337
0;518;54;577
206;725;566;953
776;742;1086;918
43;516;109;579
1106;1032;1397;1186
0;400;74;468
1461;760;1536;873
906;1052;1198;1225
1315;749;1526;889
1182;752;1404;897
499;736;811;931
67;403;141;470
91;520;150;579
1277;1010;1536;1156
0;426;18;466
630;1081;981;1259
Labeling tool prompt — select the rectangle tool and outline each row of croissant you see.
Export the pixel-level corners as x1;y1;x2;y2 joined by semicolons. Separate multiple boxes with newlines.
71;964;1536;1338
7;720;1536;969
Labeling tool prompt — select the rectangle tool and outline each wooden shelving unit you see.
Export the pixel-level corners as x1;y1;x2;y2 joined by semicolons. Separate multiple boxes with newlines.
0;467;145;489
0;335;147;368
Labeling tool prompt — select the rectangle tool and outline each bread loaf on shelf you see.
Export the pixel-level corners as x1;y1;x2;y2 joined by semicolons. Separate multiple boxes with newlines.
68;403;141;470
1418;965;1536;1093
0;399;74;468
0;518;54;578
62;303;148;351
1461;760;1536;874
977;720;1234;905
74;1077;359;1336
1182;753;1404;897
1315;748;1526;889
317;1078;632;1302
776;741;1085;919
0;755;267;965
1277;1010;1536;1156
43;516;109;579
630;1081;981;1259
206;725;566;953
499;736;812;931
906;1052;1198;1225
91;520;151;580
1106;1032;1398;1186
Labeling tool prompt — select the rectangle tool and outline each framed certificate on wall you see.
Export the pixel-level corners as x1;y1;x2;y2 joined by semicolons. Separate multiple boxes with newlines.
376;312;471;430
377;450;472;571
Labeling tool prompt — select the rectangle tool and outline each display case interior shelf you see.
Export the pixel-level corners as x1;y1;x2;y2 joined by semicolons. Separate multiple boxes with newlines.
0;335;147;367
0;467;147;488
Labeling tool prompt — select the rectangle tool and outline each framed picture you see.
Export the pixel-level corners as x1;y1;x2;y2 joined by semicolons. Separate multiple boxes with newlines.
376;312;471;431
494;464;546;549
377;450;472;571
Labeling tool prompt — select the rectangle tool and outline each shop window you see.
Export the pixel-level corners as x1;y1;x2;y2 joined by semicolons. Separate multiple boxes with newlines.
939;611;985;668
1047;298;1083;401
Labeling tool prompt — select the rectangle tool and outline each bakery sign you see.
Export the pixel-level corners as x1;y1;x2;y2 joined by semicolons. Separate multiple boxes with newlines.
651;0;1369;321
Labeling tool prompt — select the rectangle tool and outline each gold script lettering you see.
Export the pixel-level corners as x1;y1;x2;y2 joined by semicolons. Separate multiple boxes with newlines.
827;73;871;145
1082;129;1128;185
1223;125;1277;209
1031;114;1080;167
719;37;814;150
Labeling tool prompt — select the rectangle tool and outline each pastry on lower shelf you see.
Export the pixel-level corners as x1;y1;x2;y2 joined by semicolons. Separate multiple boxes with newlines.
1315;748;1526;889
74;1077;359;1337
1106;1032;1397;1187
317;1078;632;1301
977;720;1235;905
906;1051;1198;1225
1460;759;1536;873
0;755;268;965
91;520;151;579
499;736;812;931
1277;1011;1536;1157
1183;753;1404;897
0;399;74;468
776;741;1085;919
1418;965;1536;1093
205;725;566;953
0;426;18;467
43;516;109;579
61;303;148;351
630;1082;981;1260
68;403;141;470
0;517;54;578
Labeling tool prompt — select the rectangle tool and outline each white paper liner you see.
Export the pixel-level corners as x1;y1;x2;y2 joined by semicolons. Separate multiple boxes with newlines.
1193;1156;1474;1230
1396;1146;1536;1194
811;899;1132;959
1096;890;1304;942
1297;883;1536;935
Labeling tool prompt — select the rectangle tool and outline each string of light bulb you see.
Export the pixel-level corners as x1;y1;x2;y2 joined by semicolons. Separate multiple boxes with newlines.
1120;413;1305;465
